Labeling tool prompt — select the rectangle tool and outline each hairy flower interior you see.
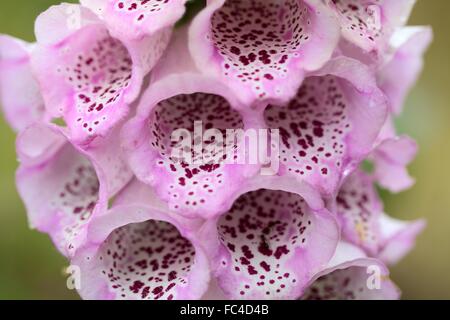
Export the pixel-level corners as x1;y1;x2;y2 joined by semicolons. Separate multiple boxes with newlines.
96;219;196;300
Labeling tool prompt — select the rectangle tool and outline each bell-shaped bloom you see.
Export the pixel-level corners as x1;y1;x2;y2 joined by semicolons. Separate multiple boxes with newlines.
300;242;400;299
72;179;210;300
199;182;339;300
378;26;433;115
0;36;45;131
80;0;188;42
338;26;432;115
189;0;340;106
336;169;425;263
263;57;388;197
325;0;416;53
30;3;172;145
16;122;132;257
122;27;264;219
0;0;430;302
202;278;228;300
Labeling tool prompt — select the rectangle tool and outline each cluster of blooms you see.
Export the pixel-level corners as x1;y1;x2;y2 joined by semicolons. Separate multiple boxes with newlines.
0;0;432;300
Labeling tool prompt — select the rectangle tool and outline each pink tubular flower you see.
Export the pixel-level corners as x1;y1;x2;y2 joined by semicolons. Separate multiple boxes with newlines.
122;27;264;218
30;3;173;145
378;26;433;115
203;241;399;300
366;115;417;193
16;122;132;257
366;26;431;193
336;169;425;263
0;36;45;131
72;179;210;300
80;0;188;41
189;0;340;106
325;0;416;53
264;57;387;197
372;132;418;193
200;184;339;300
300;242;400;300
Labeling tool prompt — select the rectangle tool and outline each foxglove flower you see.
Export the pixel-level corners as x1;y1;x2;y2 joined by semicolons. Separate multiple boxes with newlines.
325;0;416;54
204;242;400;300
263;57;387;197
31;3;175;145
0;0;431;301
336;169;425;263
338;24;432;193
16;122;132;257
201;185;339;300
73;178;339;300
189;0;340;105
372;130;418;193
300;242;400;300
368;26;431;192
72;179;210;300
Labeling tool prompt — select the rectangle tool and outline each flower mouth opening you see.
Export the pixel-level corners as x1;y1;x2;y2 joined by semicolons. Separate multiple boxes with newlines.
145;92;248;212
301;265;374;300
96;219;197;300
210;0;312;99
48;144;101;254
216;188;317;299
263;75;352;186
60;27;133;135
149;92;245;164
329;0;383;48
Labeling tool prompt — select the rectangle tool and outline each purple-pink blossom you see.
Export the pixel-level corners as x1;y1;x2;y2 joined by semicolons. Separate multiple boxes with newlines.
0;0;432;300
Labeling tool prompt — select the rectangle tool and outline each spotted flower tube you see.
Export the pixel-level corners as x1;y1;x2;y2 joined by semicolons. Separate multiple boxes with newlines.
31;3;174;145
16;122;132;257
0;0;431;300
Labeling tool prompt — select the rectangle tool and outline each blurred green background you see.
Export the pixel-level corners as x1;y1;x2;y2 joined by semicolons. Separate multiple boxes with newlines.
0;1;449;300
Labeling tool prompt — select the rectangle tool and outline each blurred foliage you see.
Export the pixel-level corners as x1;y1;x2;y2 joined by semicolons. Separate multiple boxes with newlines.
0;0;449;300
177;0;205;27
